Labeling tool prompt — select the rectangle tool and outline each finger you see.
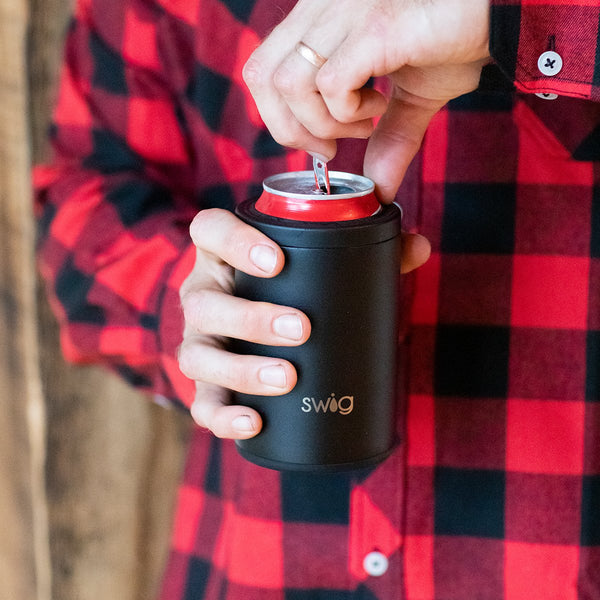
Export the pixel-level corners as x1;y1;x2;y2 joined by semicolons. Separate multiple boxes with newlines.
190;208;284;277
365;62;485;201
273;50;376;141
179;337;298;396
400;232;431;274
243;0;348;158
364;90;445;202
244;44;337;160
314;27;397;125
190;381;262;439
312;4;450;105
309;36;389;126
181;288;311;346
319;85;389;126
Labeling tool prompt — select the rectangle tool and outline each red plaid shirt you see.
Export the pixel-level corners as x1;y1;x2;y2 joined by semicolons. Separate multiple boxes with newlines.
35;0;600;598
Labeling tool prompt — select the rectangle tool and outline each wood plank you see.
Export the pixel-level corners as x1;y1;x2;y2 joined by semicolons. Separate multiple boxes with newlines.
0;0;51;598
26;0;193;597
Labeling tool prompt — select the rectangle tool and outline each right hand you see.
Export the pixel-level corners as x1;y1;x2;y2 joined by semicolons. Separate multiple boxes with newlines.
243;0;490;202
178;208;431;440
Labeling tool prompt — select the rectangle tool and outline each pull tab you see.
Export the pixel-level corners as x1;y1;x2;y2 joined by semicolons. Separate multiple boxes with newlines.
313;156;331;195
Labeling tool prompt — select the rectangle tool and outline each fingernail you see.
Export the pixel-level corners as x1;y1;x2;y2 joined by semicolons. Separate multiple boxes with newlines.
250;244;277;274
273;314;303;341
232;415;256;433
258;364;287;388
309;151;330;164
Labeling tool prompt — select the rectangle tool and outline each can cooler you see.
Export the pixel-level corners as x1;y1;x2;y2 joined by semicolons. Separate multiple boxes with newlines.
233;171;402;471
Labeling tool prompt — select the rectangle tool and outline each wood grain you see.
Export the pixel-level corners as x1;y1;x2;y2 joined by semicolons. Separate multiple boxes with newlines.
0;0;192;597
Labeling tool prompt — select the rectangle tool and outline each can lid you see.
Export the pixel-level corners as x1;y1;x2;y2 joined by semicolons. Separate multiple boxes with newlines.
255;171;380;222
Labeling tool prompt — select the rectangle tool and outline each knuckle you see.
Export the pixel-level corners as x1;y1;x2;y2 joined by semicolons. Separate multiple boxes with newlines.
210;364;239;392
223;357;252;390
189;345;241;391
237;301;264;335
315;69;341;99
229;369;250;392
178;274;194;302
221;221;253;257
326;98;358;124
308;119;344;140
271;132;300;149
242;55;268;91
229;355;268;393
182;289;214;333
273;65;302;97
331;107;355;125
270;123;305;149
191;400;224;436
190;401;209;429
189;208;228;246
177;339;198;379
211;428;232;440
302;118;332;139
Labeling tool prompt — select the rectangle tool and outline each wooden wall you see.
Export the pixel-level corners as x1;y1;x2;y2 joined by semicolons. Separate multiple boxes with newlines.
1;1;192;598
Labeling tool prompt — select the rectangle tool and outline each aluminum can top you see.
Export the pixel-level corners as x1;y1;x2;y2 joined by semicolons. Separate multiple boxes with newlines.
255;171;380;222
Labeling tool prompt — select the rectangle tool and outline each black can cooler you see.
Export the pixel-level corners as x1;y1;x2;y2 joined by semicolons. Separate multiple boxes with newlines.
233;171;402;471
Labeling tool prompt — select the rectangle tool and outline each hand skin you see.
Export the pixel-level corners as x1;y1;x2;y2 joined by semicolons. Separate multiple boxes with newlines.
243;0;490;202
179;208;431;439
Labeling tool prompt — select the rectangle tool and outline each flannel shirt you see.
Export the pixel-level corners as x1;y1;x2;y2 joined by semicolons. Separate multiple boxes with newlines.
34;0;600;598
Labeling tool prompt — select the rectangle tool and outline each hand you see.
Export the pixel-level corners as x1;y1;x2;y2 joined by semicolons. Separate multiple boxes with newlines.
178;208;430;439
243;0;490;201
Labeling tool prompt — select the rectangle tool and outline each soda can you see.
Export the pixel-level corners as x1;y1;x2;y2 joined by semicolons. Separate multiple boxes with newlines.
233;171;402;471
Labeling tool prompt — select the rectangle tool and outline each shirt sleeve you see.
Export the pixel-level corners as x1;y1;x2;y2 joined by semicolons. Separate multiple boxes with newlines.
489;0;600;100
35;0;197;408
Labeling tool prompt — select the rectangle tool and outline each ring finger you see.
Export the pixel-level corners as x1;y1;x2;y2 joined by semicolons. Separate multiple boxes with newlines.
179;336;298;396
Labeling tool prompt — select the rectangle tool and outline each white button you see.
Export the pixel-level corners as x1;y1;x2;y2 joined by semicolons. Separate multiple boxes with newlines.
363;551;389;577
535;92;559;100
538;51;562;76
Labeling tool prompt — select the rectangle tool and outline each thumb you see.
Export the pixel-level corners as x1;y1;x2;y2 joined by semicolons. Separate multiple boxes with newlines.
400;232;431;274
364;90;444;203
364;62;486;202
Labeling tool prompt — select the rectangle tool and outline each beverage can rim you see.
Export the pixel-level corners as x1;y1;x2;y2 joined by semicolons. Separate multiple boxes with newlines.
263;170;375;200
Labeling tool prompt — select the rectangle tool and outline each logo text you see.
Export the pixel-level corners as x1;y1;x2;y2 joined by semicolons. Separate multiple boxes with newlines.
301;393;354;415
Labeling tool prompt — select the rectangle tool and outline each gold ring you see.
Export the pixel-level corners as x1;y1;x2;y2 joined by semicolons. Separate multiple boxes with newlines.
295;41;328;69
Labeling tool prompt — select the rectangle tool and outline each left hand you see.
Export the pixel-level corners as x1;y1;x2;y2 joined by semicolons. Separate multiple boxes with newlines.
243;0;490;201
179;209;430;439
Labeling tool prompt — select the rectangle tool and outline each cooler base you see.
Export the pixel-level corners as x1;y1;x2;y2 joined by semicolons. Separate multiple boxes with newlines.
235;441;398;472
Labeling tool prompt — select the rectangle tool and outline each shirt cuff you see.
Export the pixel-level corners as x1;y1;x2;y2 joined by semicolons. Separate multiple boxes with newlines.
489;0;600;99
158;242;197;409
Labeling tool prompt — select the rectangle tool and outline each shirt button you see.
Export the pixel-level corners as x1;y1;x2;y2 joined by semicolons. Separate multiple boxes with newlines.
535;92;559;100
363;551;389;577
537;51;563;76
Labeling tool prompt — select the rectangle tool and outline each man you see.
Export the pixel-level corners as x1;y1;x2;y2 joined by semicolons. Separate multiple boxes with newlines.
36;0;600;597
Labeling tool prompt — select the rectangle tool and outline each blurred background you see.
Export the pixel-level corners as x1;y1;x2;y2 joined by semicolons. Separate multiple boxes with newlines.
1;1;192;598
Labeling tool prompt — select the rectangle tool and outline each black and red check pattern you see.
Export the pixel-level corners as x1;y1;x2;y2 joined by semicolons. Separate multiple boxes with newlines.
35;0;600;598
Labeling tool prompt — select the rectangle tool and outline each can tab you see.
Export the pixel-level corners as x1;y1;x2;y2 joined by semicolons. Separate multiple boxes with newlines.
313;156;331;195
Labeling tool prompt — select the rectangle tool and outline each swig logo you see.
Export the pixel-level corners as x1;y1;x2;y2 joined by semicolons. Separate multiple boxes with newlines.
301;393;354;415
